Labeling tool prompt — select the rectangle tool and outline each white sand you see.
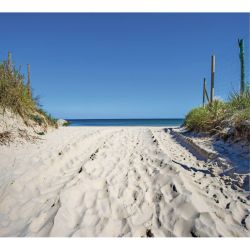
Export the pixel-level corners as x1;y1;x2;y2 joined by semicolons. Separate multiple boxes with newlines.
0;127;249;237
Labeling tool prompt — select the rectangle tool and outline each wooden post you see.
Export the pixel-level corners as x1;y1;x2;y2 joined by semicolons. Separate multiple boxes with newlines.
210;55;215;103
203;78;209;107
27;64;31;96
7;51;12;73
203;78;206;107
205;86;209;103
238;39;245;95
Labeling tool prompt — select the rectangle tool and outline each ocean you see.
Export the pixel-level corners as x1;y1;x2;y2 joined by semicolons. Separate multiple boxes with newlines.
66;119;184;127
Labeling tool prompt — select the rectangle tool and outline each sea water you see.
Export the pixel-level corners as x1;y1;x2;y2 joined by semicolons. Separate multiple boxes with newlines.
66;119;184;127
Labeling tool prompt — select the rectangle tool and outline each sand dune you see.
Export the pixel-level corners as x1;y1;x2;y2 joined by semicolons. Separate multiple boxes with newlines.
0;127;249;237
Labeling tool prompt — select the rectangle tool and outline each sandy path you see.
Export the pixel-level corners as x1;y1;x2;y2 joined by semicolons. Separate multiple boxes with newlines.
0;127;249;237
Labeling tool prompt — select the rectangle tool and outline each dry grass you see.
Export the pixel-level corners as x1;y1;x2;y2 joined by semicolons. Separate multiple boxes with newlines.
0;131;13;146
0;56;57;128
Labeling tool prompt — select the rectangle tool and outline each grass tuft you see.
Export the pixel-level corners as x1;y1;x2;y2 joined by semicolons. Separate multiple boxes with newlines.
184;91;250;141
0;55;57;129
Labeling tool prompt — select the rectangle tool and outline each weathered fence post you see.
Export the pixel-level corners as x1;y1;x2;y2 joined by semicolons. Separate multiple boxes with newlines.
203;77;209;107
210;55;215;103
203;78;206;107
27;64;31;96
238;39;246;95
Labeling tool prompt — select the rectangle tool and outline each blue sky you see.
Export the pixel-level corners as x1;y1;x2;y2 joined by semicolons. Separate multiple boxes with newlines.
0;13;249;118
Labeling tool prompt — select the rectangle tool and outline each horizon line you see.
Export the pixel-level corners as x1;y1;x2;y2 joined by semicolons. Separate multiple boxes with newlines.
64;118;185;120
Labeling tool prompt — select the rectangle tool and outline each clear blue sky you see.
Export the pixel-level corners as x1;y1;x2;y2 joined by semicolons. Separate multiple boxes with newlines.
0;13;249;118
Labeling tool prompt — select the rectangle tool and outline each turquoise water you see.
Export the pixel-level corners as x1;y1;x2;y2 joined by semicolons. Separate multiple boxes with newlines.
66;119;184;127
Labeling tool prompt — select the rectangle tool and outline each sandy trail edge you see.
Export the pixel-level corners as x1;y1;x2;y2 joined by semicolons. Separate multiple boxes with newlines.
0;127;249;237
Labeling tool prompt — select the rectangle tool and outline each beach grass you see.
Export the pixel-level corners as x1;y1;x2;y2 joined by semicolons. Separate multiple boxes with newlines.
184;90;250;140
0;58;57;127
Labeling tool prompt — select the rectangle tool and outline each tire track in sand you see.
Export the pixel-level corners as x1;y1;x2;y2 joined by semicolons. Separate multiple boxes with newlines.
0;127;249;237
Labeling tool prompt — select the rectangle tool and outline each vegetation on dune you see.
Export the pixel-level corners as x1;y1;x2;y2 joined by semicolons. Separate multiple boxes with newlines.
62;120;71;126
184;39;250;142
184;99;227;132
184;91;250;141
0;55;57;128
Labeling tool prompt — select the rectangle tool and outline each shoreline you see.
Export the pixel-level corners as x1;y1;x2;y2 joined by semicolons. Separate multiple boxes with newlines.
66;126;181;128
0;126;249;236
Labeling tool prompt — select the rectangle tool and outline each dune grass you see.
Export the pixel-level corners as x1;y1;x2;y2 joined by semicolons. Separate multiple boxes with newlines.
184;91;250;141
227;91;250;126
0;58;57;127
